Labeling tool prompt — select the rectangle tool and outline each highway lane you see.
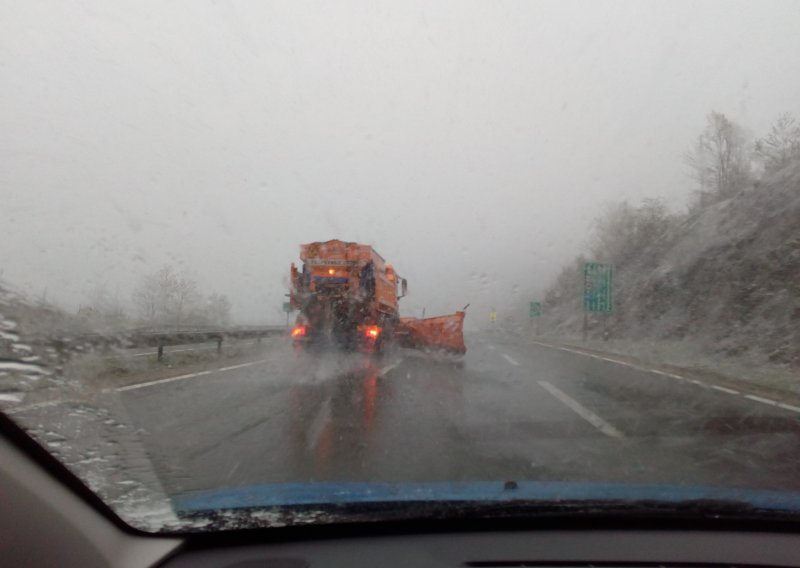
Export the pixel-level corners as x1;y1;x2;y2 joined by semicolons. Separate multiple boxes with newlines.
114;333;800;497
7;331;800;525
490;336;800;489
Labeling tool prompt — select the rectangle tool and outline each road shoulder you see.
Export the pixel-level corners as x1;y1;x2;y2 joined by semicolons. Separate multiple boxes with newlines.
526;336;800;411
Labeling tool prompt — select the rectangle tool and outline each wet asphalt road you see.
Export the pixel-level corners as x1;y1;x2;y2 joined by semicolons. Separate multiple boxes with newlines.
8;331;800;523
111;333;800;497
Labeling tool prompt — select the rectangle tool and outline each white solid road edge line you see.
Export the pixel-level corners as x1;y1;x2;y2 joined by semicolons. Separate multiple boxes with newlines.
217;362;258;372
502;354;520;366
534;340;800;416
745;394;778;406
116;371;213;392
529;341;794;404
538;380;625;439
116;359;267;392
539;342;692;384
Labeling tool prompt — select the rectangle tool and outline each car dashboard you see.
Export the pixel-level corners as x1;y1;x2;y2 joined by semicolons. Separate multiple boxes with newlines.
2;416;800;568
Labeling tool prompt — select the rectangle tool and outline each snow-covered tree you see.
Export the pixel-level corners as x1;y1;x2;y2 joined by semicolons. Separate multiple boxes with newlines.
685;111;751;205
754;112;800;175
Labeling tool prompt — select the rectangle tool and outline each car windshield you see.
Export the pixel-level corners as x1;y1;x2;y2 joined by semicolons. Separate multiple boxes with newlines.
2;0;800;533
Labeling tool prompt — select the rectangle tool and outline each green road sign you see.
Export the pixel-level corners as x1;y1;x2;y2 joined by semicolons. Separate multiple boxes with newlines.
282;301;292;313
583;262;614;312
529;301;542;318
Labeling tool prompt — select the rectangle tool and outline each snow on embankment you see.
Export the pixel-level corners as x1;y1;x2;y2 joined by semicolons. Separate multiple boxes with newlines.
543;163;800;368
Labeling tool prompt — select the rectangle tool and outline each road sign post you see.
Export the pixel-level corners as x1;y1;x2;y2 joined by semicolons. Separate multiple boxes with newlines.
283;301;292;327
529;301;542;334
582;262;614;342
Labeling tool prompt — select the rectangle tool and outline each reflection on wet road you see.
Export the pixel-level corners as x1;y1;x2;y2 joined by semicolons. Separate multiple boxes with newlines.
112;333;800;497
9;332;800;519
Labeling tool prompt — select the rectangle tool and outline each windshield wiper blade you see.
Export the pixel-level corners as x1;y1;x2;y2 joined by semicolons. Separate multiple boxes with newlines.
172;482;800;531
175;497;800;532
337;497;797;521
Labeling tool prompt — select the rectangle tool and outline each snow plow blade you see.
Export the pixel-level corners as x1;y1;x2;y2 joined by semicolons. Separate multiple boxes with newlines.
395;311;466;354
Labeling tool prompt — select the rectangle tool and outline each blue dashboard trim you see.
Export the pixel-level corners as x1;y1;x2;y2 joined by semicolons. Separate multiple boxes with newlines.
174;481;800;512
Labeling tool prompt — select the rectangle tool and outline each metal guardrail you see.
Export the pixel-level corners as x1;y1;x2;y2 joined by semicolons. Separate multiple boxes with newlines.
41;326;287;360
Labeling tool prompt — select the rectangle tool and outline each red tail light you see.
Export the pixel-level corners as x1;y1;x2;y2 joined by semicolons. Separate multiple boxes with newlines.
364;325;381;339
291;326;306;338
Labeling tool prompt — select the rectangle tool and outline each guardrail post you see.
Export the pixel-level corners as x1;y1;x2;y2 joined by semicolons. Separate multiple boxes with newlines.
217;338;223;353
157;342;164;361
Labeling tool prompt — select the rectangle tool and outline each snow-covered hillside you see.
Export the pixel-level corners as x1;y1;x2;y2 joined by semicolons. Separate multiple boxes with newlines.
541;163;800;368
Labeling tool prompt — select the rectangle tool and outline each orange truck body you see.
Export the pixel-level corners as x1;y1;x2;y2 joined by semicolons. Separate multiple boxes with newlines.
289;240;466;354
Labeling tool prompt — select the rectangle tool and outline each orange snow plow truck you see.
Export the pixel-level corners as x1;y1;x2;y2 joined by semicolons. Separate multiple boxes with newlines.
289;240;466;354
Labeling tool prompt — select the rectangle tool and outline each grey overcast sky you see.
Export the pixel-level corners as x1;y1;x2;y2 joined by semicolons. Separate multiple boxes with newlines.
2;0;799;325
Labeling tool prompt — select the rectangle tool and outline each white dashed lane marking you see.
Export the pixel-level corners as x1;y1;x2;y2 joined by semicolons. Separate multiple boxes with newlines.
538;380;624;439
711;385;740;395
306;398;332;450
502;354;520;366
378;360;403;376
